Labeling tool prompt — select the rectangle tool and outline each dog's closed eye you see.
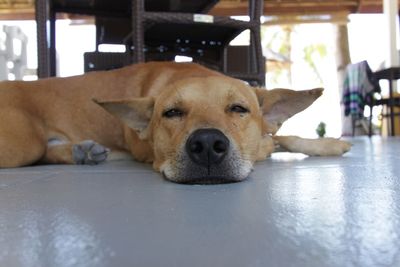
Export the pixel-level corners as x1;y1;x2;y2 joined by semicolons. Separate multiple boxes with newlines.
229;104;250;114
163;108;185;118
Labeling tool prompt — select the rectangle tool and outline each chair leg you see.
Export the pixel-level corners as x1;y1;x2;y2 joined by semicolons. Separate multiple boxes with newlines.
49;9;56;76
369;106;373;137
35;0;51;78
131;0;145;63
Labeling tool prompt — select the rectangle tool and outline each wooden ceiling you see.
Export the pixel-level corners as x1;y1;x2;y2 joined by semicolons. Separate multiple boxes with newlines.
212;0;391;16
0;0;33;19
0;0;33;10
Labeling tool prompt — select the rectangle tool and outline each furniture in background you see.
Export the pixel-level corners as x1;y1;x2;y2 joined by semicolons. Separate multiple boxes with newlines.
342;61;380;136
342;61;400;136
36;0;265;86
374;67;400;136
0;26;28;80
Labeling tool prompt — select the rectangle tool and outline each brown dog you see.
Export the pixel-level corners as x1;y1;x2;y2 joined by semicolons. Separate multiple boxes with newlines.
0;62;350;183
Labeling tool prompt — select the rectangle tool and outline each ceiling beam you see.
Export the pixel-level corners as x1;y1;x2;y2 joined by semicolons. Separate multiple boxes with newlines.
210;0;390;16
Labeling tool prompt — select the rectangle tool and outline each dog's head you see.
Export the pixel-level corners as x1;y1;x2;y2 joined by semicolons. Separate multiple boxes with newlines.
96;76;322;184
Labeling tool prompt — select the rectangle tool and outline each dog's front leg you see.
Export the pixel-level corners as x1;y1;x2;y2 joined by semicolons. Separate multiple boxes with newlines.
273;136;351;156
42;140;110;165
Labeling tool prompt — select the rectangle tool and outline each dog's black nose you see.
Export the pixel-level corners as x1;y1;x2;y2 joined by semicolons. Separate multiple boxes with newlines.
186;128;230;166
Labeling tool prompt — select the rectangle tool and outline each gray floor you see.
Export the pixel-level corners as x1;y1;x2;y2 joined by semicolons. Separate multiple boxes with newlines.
0;137;399;267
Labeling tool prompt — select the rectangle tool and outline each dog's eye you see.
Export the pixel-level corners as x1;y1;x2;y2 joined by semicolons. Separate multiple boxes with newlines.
229;104;249;114
163;108;184;118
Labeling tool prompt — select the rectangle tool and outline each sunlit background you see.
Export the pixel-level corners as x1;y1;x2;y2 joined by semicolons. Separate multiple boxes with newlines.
0;14;394;138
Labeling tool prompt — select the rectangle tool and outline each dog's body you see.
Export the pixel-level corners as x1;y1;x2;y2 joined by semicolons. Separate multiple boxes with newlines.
0;62;350;183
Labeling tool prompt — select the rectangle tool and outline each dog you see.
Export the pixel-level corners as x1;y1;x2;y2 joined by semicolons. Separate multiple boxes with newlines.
0;62;350;184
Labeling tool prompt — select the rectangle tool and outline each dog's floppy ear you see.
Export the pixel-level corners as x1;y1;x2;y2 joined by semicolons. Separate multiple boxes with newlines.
255;88;323;134
93;97;155;139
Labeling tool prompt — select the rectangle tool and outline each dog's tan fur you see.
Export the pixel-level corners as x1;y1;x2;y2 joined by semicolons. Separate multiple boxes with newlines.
0;62;350;183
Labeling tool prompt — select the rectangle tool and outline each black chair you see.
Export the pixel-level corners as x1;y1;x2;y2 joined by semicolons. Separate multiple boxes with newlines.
365;93;400;136
84;52;131;73
343;61;400;136
373;67;400;136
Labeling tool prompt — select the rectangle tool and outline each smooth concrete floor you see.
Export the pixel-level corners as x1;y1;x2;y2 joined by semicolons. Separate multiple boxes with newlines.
0;137;400;267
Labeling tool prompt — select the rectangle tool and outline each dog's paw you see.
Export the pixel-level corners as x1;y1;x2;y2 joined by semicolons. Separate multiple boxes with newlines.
72;140;110;165
273;136;352;157
316;138;352;156
334;139;352;155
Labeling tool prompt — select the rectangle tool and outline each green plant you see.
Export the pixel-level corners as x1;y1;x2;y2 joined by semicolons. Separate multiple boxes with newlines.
316;122;326;138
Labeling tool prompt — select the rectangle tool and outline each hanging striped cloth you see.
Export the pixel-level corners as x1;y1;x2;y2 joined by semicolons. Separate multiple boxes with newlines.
342;60;380;118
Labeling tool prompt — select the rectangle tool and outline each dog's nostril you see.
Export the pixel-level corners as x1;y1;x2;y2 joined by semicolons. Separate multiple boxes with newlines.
214;140;227;153
186;128;230;167
189;141;203;154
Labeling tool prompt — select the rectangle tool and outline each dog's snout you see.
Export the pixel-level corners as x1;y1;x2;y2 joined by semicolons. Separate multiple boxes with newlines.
186;128;229;167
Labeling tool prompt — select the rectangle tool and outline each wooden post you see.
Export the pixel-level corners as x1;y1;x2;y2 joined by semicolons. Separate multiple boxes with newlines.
383;0;399;135
383;0;399;68
334;22;352;136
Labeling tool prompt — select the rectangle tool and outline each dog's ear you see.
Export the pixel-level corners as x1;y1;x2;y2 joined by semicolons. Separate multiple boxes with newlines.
255;88;323;134
93;97;155;139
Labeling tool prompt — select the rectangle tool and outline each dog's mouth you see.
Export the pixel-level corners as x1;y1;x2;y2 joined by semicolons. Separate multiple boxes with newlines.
163;172;246;185
160;153;253;185
180;178;242;185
